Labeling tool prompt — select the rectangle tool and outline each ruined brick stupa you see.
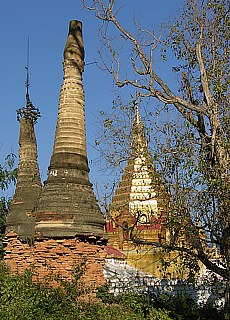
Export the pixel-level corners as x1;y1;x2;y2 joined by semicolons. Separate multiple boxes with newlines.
6;92;42;239
4;21;106;286
35;20;105;239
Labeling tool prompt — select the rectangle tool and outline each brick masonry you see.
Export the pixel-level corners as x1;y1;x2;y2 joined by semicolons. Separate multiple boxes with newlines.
4;20;107;291
4;231;106;289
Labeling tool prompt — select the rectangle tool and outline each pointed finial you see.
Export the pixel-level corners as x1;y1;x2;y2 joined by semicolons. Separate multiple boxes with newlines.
135;102;141;126
131;100;148;152
16;38;41;124
132;99;142;128
25;37;30;103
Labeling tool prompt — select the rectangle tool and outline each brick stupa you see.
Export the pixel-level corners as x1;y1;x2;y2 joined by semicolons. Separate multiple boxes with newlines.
6;89;42;239
4;21;106;288
35;20;105;240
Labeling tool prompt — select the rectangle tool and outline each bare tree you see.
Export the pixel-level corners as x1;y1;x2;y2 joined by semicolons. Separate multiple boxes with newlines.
82;0;230;305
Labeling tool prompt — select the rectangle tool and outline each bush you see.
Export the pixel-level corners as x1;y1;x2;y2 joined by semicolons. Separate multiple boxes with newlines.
0;264;225;319
153;293;225;320
97;285;226;320
0;263;172;319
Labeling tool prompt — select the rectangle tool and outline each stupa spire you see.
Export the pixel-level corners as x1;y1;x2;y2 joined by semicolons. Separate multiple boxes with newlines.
6;54;42;239
35;20;105;240
52;21;86;157
108;104;169;249
131;103;147;156
135;103;141;126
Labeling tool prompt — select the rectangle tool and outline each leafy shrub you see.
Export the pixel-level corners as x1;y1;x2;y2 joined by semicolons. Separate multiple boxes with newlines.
0;263;172;319
153;292;225;320
0;264;226;319
97;285;226;320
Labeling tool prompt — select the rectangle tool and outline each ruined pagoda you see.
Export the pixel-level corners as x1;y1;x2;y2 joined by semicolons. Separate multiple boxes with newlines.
35;20;105;240
6;67;42;240
4;21;106;287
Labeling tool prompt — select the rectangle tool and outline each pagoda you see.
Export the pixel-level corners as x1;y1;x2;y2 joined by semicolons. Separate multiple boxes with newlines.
35;20;105;240
106;105;172;277
6;70;42;240
4;21;106;288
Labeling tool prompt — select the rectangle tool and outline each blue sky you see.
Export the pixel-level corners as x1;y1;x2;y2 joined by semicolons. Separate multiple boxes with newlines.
0;0;181;198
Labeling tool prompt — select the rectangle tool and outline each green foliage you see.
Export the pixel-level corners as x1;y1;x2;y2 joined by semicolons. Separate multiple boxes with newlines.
0;196;11;258
0;263;171;320
0;153;17;191
83;0;229;290
168;0;229;100
0;152;17;239
54;257;88;300
97;286;227;320
0;264;227;319
0;196;10;237
0;263;70;320
154;293;226;320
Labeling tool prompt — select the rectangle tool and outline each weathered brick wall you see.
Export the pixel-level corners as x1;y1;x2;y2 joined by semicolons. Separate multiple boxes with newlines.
4;231;106;290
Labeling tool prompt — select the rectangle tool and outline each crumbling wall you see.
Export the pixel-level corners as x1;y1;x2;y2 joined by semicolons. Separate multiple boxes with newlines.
4;231;106;289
